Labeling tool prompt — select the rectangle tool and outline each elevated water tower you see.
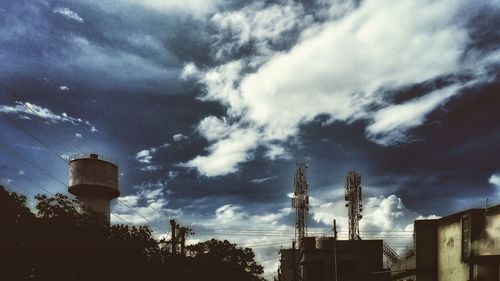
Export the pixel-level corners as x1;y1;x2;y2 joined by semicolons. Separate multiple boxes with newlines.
68;153;120;221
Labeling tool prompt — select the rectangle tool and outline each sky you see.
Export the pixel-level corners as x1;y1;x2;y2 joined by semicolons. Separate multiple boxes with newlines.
1;0;500;277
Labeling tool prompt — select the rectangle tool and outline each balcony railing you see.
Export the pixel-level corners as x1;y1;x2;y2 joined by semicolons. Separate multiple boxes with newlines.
68;153;118;166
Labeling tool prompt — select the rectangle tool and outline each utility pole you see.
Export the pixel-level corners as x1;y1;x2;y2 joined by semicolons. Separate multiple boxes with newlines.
332;219;338;281
170;219;177;255
170;219;193;256
178;226;194;255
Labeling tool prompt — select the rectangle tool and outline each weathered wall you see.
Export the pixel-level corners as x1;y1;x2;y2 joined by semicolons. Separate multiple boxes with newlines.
477;210;500;256
69;158;118;190
390;255;415;281
68;158;119;221
438;221;468;281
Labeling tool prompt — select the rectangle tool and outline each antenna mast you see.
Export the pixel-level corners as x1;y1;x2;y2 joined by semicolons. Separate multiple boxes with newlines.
345;171;362;240
292;162;309;246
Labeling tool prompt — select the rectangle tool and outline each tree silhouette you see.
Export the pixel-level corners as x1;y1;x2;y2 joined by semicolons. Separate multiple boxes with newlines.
186;239;265;281
0;187;265;281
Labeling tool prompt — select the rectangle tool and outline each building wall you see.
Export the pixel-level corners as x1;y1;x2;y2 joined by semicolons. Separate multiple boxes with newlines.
390;205;500;281
480;210;500;256
437;220;469;281
390;255;415;281
336;240;384;281
279;249;298;281
473;208;500;281
414;219;438;281
300;239;384;281
69;158;118;190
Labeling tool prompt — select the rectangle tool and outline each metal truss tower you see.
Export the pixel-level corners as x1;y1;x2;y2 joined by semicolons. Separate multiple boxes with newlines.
292;162;309;246
345;171;363;240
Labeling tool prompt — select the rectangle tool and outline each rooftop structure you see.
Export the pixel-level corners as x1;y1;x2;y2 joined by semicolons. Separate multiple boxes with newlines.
390;204;500;281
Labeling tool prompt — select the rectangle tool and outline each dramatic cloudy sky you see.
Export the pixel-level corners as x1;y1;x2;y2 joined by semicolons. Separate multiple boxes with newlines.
1;0;500;277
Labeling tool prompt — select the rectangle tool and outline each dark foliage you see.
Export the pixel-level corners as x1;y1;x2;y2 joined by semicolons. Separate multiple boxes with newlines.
0;186;264;281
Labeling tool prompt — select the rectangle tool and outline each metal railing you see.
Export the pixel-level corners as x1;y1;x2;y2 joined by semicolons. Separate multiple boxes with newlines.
68;153;118;165
383;241;402;264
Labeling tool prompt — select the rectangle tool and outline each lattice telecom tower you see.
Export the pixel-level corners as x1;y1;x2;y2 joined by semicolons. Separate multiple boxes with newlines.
345;171;362;240
292;162;309;246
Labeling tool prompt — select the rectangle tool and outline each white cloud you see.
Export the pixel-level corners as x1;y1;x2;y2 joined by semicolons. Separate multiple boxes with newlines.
180;62;200;80
366;83;463;145
211;1;310;60
184;0;499;177
168;171;179;180
53;7;84;23
310;193;435;255
193;203;295;276
214;204;245;224
118;0;221;16
265;144;290;160
75;133;82;138
0;101;97;132
136;149;154;164
112;180;182;228
489;173;500;201
139;165;162;172
251;176;276;184
135;142;169;165
136;150;154;164
172;133;187;142
195;116;230;141
59;85;69;91
489;173;500;187
360;195;419;233
180;127;260;176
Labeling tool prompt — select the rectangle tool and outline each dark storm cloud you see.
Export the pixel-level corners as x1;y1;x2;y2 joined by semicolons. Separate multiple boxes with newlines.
288;79;500;215
465;2;500;53
1;1;500;276
0;0;215;91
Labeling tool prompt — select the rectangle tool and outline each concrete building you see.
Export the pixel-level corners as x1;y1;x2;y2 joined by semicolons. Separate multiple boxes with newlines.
278;248;299;281
278;237;385;281
68;153;119;221
391;204;500;281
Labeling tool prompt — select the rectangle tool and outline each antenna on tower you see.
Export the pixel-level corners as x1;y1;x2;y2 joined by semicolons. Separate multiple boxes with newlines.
292;162;309;247
345;171;362;240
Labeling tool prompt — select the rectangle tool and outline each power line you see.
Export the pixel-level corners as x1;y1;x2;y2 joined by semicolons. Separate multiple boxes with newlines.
0;112;68;163
1;174;135;227
205;228;413;233
255;256;280;263
2;164;53;195
0;97;168;232
110;212;130;224
0;176;38;198
115;198;168;232
0;142;67;187
242;240;291;248
0;143;162;230
0;82;84;154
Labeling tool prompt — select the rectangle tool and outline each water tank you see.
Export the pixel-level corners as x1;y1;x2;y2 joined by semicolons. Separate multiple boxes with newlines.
68;153;119;221
316;237;334;250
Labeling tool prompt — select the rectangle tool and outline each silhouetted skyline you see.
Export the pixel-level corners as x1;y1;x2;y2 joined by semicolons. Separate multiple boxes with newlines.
1;0;499;275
